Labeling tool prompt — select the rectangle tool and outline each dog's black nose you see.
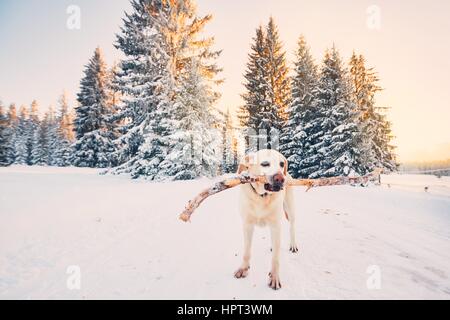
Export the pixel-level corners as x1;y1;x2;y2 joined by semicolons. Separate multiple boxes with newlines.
273;173;285;186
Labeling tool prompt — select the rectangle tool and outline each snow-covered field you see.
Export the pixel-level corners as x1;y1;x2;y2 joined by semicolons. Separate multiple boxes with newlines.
0;166;449;300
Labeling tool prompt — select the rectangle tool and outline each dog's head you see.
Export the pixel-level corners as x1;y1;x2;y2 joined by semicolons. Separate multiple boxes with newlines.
237;149;288;195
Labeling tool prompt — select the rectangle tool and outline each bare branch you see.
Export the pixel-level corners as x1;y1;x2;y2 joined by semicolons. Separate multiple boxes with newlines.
179;169;382;222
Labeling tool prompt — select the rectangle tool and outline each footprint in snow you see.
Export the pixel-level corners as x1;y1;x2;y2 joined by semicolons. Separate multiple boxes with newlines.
398;252;413;259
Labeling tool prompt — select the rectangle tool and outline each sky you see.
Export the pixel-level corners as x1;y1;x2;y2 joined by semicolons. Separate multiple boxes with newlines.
0;0;449;162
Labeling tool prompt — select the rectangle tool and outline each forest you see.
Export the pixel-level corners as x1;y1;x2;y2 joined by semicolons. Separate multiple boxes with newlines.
0;0;397;180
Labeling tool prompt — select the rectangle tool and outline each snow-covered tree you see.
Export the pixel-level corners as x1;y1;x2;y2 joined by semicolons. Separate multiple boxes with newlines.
111;0;168;166
0;102;11;166
154;60;221;180
27;100;41;165
300;46;365;178
239;18;290;151
220;109;238;174
31;107;53;166
321;77;363;177
239;26;270;151
108;62;122;110
280;36;318;178
6;104;19;164
371;111;397;171
107;62;122;144
264;17;290;133
72;47;117;168
349;53;397;172
112;0;222;180
14;106;29;165
41;107;58;166
50;93;75;167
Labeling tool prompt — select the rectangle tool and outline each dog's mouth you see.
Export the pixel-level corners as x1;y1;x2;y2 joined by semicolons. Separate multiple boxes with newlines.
264;183;283;192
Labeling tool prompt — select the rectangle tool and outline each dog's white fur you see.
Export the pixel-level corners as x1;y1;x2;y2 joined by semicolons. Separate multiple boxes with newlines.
234;149;298;290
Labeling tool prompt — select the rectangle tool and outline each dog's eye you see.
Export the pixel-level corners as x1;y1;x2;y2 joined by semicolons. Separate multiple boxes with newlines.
280;161;285;168
261;161;270;167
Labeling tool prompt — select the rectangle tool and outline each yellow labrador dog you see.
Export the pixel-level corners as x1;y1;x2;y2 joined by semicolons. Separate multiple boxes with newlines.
234;149;298;290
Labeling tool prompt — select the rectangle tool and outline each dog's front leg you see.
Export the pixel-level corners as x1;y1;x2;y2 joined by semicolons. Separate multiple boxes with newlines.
268;222;282;290
234;222;254;279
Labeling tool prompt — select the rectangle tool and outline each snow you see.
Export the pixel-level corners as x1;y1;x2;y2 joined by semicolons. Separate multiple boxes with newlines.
0;166;449;299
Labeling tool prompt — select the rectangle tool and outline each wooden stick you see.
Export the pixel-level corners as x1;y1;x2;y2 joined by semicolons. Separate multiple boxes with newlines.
179;169;382;222
179;173;265;222
288;168;383;191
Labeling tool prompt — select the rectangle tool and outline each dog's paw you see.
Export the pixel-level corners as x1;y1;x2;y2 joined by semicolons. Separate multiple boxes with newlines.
268;272;282;290
289;244;299;253
234;267;250;279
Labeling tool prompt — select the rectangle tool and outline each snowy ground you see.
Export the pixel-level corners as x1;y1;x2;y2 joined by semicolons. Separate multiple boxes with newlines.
0;166;449;300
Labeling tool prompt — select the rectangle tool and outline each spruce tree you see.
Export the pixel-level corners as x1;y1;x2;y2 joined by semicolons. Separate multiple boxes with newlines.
221;109;238;174
372;110;397;171
322;73;363;177
15;106;29;165
44;107;59;166
280;36;318;178
32;108;52;166
302;46;363;178
28;100;40;165
349;53;397;172
6;104;19;164
113;0;222;180
112;0;168;166
73;47;117;168
264;17;290;135
51;94;75;167
0;102;11;166
155;60;221;180
239;26;269;151
239;18;290;151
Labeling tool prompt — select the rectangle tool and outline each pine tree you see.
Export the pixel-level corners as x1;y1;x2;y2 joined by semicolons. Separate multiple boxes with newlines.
264;17;290;135
322;73;363;177
239;18;290;151
28;100;41;165
51;93;75;167
373;111;397;171
239;26;269;151
112;0;168;166
280;36;318;178
349;53;397;172
73;47;117;168
6;104;19;164
0;102;11;166
15;106;29;165
301;46;364;178
108;62;122;112
32;108;52;166
43;107;59;166
293;52;334;178
113;0;222;180
155;60;221;180
221;109;238;174
107;62;122;149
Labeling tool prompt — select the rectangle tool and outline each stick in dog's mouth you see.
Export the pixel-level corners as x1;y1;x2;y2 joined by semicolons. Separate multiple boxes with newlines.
179;169;382;223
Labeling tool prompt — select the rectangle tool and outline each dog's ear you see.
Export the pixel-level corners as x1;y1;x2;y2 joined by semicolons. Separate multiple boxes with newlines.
282;156;288;176
237;162;247;175
237;154;254;174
